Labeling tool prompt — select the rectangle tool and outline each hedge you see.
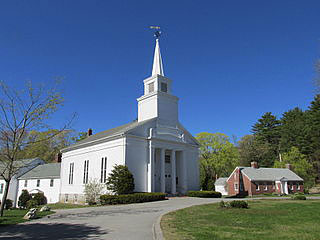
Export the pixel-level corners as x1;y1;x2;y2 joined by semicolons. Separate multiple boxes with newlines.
187;191;222;198
100;192;166;205
291;193;307;200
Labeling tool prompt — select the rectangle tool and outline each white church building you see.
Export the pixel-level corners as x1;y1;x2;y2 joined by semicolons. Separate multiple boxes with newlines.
60;37;200;204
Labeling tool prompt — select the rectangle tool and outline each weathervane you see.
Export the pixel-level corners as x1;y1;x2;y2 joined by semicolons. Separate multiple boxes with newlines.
150;26;161;39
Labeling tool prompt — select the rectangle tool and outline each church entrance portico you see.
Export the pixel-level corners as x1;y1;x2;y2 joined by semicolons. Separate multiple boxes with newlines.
148;146;187;194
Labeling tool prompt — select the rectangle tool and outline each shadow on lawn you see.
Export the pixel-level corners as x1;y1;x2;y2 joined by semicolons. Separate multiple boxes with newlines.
0;223;108;239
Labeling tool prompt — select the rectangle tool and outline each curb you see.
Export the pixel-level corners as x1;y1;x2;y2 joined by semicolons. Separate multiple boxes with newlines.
153;213;165;240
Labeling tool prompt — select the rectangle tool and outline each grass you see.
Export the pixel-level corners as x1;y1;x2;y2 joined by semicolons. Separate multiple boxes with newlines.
46;202;92;210
161;200;320;240
0;209;53;226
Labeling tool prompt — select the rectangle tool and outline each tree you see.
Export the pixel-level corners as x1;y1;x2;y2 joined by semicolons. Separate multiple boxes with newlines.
19;129;77;162
304;94;320;180
251;112;281;166
238;134;274;167
72;131;88;142
196;132;239;190
279;107;308;154
18;189;31;209
274;147;315;188
0;81;72;217
106;165;135;195
84;179;105;205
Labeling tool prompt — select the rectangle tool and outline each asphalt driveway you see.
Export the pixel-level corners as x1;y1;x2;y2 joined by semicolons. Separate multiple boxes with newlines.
0;197;223;240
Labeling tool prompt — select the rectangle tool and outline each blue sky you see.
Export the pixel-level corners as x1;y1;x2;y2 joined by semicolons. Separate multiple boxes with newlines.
0;1;319;141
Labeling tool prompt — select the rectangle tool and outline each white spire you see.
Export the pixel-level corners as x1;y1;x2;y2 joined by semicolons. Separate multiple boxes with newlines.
152;39;164;76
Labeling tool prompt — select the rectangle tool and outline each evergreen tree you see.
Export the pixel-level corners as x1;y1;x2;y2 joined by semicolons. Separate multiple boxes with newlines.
279;107;309;154
305;95;320;180
106;165;135;195
251;112;281;166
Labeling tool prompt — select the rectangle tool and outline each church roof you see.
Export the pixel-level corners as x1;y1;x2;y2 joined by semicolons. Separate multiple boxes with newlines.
61;118;156;152
19;163;61;180
241;167;303;182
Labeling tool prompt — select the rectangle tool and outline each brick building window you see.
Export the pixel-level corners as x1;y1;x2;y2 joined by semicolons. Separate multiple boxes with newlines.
272;183;275;190
264;184;268;191
290;184;294;190
255;183;260;191
234;183;238;191
297;184;300;190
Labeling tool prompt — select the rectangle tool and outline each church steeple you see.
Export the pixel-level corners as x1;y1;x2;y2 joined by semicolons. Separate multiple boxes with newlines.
152;39;164;76
137;30;179;125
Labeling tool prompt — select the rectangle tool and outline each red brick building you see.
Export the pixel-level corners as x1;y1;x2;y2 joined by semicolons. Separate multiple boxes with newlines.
226;162;304;196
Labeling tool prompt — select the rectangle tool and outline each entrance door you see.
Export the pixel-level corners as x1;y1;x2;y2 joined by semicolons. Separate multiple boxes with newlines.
165;154;171;193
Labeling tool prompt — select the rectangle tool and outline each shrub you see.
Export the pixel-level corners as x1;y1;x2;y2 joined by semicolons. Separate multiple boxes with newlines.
100;192;166;205
84;179;105;205
219;200;227;208
4;199;13;210
32;193;47;205
106;165;135;195
187;191;222;198
291;193;306;200
229;200;248;208
18;190;31;209
26;199;38;209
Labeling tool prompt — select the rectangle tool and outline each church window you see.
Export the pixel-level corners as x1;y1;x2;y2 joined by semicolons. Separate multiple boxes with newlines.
101;157;107;183
69;162;74;184
37;179;40;187
161;82;167;92
148;82;154;93
83;160;89;184
50;179;54;187
24;180;28;187
165;155;170;163
0;183;3;194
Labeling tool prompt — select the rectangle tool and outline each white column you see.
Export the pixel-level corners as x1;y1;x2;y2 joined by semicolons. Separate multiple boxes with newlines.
147;144;154;192
181;150;188;194
160;148;166;193
171;150;176;194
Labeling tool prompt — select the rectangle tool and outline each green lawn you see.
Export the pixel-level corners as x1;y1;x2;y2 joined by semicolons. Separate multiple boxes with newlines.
161;200;320;240
46;202;91;210
0;209;53;226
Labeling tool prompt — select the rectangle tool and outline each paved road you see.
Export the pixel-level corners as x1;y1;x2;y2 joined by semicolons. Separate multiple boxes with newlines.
1;196;319;240
0;197;223;240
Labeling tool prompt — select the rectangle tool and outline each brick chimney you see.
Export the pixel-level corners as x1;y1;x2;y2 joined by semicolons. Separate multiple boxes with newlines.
88;128;93;137
251;161;258;168
55;152;62;163
285;163;292;170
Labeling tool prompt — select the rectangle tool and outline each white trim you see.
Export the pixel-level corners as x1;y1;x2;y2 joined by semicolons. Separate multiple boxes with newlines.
226;167;239;182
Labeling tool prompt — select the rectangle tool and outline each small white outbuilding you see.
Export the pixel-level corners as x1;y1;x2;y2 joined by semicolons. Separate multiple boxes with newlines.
215;177;228;196
0;158;44;207
18;163;61;204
